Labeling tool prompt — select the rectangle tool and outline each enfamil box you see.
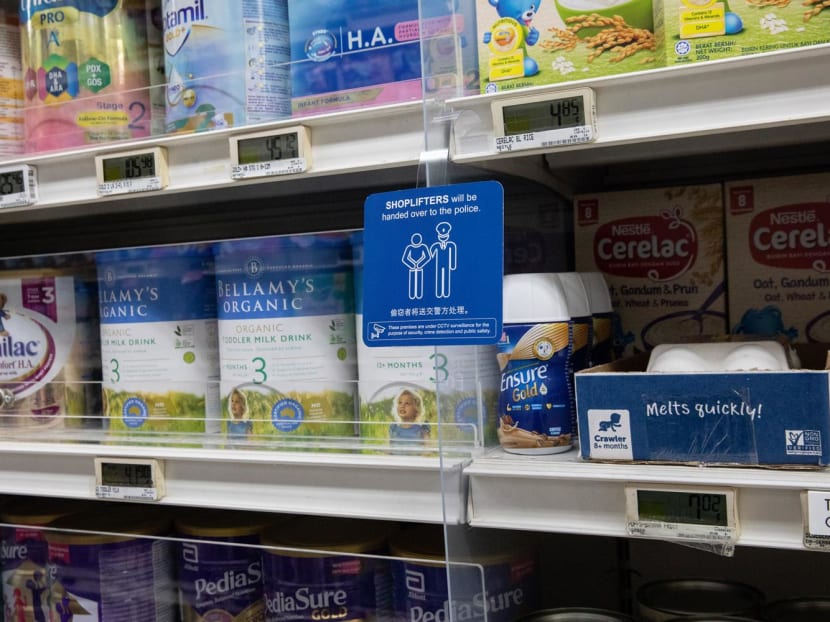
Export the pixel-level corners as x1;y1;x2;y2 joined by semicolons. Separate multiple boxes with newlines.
654;0;830;65
574;185;726;353
477;0;659;95
726;173;830;343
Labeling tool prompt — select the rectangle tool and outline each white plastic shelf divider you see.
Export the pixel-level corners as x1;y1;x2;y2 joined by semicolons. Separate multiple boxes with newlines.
450;45;830;168
466;448;830;549
0;440;467;524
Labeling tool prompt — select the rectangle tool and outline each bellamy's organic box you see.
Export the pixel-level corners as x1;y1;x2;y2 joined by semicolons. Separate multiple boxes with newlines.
575;345;830;466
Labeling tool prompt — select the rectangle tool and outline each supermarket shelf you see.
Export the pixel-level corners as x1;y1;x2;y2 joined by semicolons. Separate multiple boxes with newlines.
465;447;830;550
451;45;830;168
0;440;468;524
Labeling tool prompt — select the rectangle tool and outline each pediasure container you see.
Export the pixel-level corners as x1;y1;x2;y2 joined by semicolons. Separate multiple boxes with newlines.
498;273;574;454
390;525;538;622
517;609;633;622
353;233;499;448
46;507;176;622
579;272;614;367
176;510;272;622
96;245;220;436
214;234;358;441
558;272;592;438
163;0;290;134
0;8;23;156
261;517;395;622
20;0;152;153
635;579;764;621
1;498;81;622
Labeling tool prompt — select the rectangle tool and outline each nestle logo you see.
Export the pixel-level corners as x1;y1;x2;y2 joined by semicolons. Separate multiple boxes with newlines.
769;210;816;225
612;223;650;236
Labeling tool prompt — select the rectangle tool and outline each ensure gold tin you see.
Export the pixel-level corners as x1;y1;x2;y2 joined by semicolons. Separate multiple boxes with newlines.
635;579;764;622
765;597;830;621
517;608;633;621
46;507;175;622
261;517;394;622
176;510;272;622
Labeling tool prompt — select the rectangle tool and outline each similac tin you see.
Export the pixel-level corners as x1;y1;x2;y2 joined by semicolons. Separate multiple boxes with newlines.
261;517;394;622
517;608;633;621
20;0;152;153
635;579;764;621
558;273;592;438
498;273;574;454
176;510;271;622
46;507;175;622
353;232;499;448
96;245;220;436
765;597;830;621
163;0;290;134
579;272;614;367
0;273;78;431
0;8;23;157
1;498;80;622
390;525;538;622
214;234;357;442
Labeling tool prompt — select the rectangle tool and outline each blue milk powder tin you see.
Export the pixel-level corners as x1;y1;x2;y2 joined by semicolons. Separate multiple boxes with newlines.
390;525;538;622
261;517;395;622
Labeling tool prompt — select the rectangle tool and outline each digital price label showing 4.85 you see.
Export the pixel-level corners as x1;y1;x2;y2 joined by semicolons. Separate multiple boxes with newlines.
230;126;311;180
95;146;169;196
625;483;739;547
492;87;597;153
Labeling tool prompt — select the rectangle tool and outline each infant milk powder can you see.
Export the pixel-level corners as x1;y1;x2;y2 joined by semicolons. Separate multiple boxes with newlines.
765;597;830;621
46;507;176;622
558;272;592;438
390;525;538;622
176;510;272;622
96;245;220;437
214;234;358;443
635;579;764;621
20;0;152;153
498;273;574;454
261;517;395;622
0;8;23;157
578;272;614;366
1;498;81;622
163;0;290;133
145;0;165;136
353;233;499;448
516;609;633;621
0;272;79;431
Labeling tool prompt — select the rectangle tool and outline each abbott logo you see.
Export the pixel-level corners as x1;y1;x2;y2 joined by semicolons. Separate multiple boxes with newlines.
405;570;426;594
587;409;633;460
786;429;822;456
182;542;199;564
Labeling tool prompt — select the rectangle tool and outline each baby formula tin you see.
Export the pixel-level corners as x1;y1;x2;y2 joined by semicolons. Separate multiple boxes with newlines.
46;507;175;622
163;0;290;134
261;517;394;622
145;0;165;136
578;272;614;367
498;273;574;454
664;617;760;621
765;597;830;621
20;0;152;153
558;273;591;438
176;510;271;622
214;234;357;443
1;498;80;622
390;525;538;622
96;245;220;436
635;579;764;622
0;273;78;431
517;609;633;622
353;233;499;449
0;9;23;157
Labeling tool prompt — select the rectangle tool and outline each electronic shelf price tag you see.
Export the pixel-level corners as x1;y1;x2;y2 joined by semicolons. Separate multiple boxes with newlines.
229;126;311;180
625;483;739;549
95;146;169;196
491;87;597;154
801;490;830;550
94;457;165;501
0;164;38;209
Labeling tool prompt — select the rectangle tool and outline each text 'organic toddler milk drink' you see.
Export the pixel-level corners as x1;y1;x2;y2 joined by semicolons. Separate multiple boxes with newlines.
96;245;220;437
726;172;830;343
163;0;290;133
498;273;574;454
574;184;726;353
20;0;152;153
214;234;358;443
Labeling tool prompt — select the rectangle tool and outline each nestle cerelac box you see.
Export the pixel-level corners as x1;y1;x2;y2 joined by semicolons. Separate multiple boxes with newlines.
726;173;830;342
574;185;726;353
477;0;658;94
654;0;830;65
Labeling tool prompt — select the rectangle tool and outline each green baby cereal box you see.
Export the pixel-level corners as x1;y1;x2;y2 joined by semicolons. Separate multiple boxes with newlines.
96;245;220;437
654;0;830;64
478;0;658;94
